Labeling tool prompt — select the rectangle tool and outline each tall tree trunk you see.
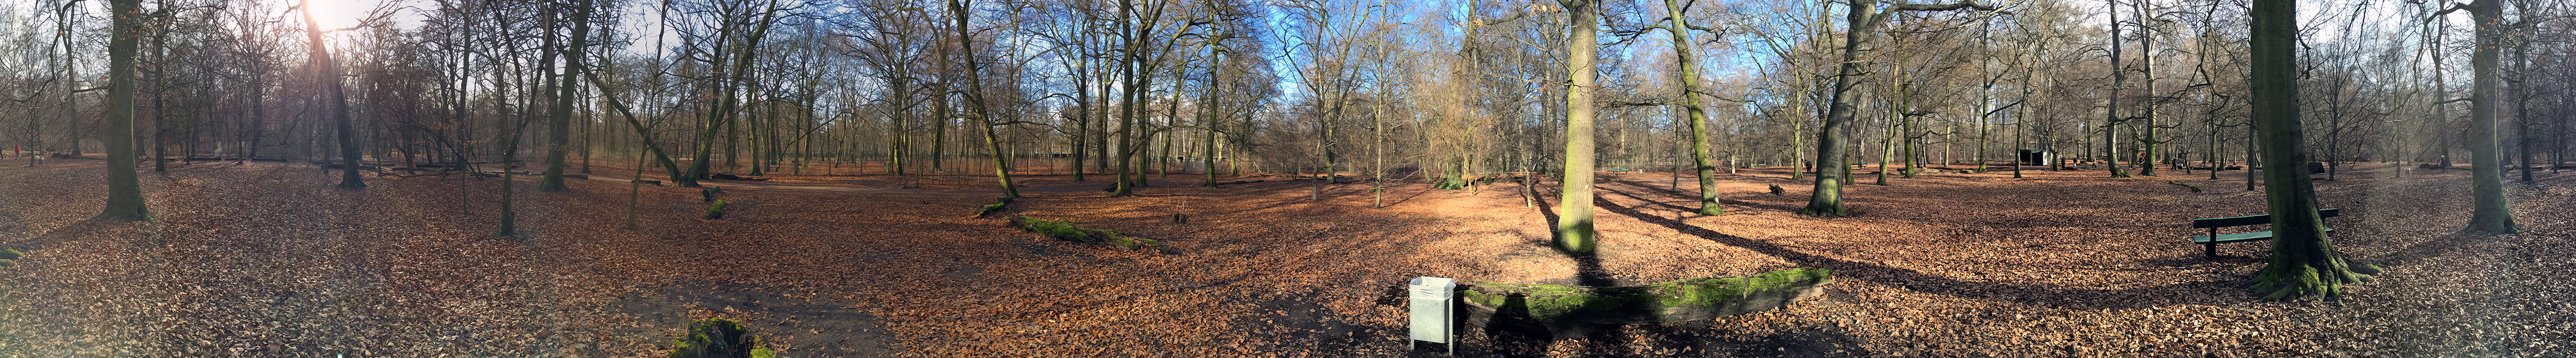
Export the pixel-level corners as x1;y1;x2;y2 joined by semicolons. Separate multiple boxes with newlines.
2104;0;2130;178
1663;0;1722;216
301;0;366;189
97;0;148;221
2134;0;2159;176
2510;29;2532;182
1801;2;1873;217
1799;0;1995;216
1199;34;1226;188
543;0;595;192
2457;1;2518;233
949;0;1021;198
2247;0;2374;300
151;22;166;173
56;4;82;156
1555;0;1601;253
1069;42;1092;182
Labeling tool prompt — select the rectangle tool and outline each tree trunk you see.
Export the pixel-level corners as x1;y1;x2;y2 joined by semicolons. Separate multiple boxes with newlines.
2460;1;2517;234
1554;0;1601;253
2104;0;2130;178
2134;0;2159;177
2247;0;2374;300
300;0;366;189
1800;2;1873;217
97;0;148;221
1663;0;1721;216
542;0;594;192
948;0;1021;198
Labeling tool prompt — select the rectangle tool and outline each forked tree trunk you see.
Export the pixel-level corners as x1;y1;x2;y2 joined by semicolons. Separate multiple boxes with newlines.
542;0;594;192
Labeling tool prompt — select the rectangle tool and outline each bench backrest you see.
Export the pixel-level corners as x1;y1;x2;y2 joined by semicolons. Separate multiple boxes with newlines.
2192;208;2340;228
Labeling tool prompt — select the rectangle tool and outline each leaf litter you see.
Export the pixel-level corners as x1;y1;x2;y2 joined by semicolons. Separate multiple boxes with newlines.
0;162;2566;357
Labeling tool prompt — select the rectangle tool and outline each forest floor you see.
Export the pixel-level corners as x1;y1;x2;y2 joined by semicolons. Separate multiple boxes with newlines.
1;158;2570;357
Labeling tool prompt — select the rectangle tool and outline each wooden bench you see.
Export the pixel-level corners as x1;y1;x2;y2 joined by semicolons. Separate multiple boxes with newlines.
2190;208;2339;259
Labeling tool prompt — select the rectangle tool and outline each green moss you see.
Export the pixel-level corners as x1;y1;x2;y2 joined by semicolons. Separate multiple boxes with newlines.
1461;268;1833;322
1433;177;1466;190
669;318;771;358
1112;235;1164;250
1651;267;1832;308
0;248;19;260
706;199;729;219
1010;217;1164;251
1460;282;1638;319
1015;217;1101;242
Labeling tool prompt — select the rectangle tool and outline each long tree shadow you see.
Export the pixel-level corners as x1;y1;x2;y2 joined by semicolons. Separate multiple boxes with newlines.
1591;198;2238;310
1454;190;1631;356
1379;186;1433;209
1606;179;1809;214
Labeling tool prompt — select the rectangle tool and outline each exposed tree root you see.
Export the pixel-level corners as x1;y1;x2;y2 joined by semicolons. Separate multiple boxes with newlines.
2250;257;2379;301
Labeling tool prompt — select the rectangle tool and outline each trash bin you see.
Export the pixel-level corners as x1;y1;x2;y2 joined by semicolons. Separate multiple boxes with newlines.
1409;276;1456;355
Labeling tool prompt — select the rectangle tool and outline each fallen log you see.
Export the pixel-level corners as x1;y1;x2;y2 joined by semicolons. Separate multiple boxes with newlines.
370;168;449;179
2167;181;2203;192
1459;268;1831;338
1005;216;1166;252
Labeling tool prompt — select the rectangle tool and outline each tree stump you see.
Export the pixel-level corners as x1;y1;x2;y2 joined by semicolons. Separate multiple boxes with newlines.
667;318;776;358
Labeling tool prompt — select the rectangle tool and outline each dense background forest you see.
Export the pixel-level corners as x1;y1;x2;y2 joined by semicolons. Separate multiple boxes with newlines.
1;0;2569;207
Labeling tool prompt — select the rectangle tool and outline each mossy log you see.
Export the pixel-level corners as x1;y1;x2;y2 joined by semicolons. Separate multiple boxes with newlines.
705;199;729;219
2167;181;2203;192
1459;268;1831;337
667;318;776;358
973;197;1013;217
1433;177;1467;190
0;247;20;267
1006;216;1166;251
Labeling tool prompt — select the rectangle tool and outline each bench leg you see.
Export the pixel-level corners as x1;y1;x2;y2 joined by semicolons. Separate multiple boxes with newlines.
2205;227;2221;260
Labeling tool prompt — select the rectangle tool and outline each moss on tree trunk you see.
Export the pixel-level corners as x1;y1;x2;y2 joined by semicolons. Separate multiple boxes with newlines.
2246;0;2375;300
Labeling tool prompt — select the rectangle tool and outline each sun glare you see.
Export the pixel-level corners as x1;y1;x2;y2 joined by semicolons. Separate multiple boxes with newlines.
300;0;365;30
